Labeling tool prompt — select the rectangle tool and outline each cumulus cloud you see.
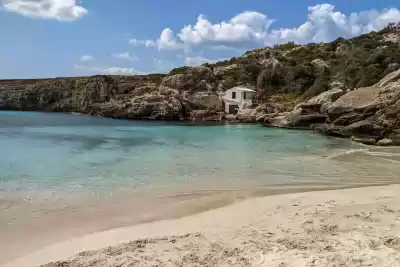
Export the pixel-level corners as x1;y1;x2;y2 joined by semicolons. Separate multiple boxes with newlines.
129;38;156;47
143;4;400;51
112;52;137;61
178;12;274;48
266;4;400;45
156;28;186;51
130;29;187;52
2;0;88;21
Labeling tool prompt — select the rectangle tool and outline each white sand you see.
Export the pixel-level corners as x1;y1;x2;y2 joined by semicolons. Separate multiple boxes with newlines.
3;185;400;267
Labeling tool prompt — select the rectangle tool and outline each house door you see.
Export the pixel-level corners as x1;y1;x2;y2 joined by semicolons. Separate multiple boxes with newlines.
228;104;239;114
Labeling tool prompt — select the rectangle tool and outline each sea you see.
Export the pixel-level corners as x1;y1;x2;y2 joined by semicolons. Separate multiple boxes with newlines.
1;111;400;264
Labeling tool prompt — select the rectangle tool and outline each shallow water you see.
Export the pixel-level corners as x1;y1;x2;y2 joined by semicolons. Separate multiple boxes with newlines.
2;111;399;201
1;111;400;265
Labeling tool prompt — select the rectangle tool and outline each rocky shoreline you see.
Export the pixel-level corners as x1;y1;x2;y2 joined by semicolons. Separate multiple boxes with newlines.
1;26;399;146
262;69;400;146
1;69;400;146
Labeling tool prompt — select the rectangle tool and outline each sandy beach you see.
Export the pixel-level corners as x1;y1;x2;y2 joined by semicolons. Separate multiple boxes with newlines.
3;184;400;267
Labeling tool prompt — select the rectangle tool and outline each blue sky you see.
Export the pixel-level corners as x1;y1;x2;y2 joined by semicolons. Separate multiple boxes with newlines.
0;0;399;79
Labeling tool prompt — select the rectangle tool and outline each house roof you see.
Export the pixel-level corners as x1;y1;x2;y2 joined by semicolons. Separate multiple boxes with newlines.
229;87;256;92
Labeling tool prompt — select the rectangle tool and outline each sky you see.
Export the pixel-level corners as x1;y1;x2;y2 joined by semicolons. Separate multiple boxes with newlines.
0;0;399;79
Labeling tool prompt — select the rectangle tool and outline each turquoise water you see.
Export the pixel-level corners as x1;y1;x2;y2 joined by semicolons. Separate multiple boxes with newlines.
0;111;399;201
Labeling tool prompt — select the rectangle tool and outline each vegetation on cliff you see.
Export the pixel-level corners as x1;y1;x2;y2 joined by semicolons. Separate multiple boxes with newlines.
0;24;399;123
169;23;400;102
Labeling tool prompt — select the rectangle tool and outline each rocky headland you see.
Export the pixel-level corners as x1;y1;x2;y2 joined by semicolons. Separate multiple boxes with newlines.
1;23;400;145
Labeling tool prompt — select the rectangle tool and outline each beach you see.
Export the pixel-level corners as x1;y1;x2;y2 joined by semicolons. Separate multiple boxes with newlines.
3;184;400;267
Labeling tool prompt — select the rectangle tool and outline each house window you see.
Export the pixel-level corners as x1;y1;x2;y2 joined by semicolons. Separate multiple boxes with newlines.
243;92;247;99
232;92;236;99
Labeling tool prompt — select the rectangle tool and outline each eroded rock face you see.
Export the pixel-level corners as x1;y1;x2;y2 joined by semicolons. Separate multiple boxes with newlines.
317;69;400;144
160;66;216;92
1;28;400;130
263;69;400;145
0;75;186;120
297;87;345;113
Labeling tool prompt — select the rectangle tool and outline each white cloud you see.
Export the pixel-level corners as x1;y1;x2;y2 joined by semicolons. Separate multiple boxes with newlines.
130;29;187;52
75;64;145;76
75;54;145;75
148;4;400;51
178;12;274;48
2;0;88;21
101;67;144;76
79;55;95;63
129;38;156;47
185;56;227;66
112;52;137;61
266;4;400;45
156;28;186;51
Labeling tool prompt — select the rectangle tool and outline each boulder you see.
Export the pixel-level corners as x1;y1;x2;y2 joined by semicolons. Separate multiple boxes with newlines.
351;136;377;146
310;124;347;137
339;120;384;139
311;59;330;72
256;113;268;122
377;138;394;146
285;112;327;127
327;85;380;119
389;130;400;145
186;92;223;111
303;87;344;113
224;114;237;121
327;69;400;128
264;114;290;128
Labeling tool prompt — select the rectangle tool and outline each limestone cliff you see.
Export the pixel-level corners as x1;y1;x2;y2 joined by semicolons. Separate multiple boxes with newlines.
0;75;187;120
264;69;400;146
0;24;399;125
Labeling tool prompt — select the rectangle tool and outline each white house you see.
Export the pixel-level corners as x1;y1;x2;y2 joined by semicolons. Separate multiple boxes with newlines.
221;87;257;114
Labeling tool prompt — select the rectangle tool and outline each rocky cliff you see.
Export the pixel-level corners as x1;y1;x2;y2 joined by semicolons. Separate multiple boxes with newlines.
0;75;189;120
0;24;400;129
264;69;400;146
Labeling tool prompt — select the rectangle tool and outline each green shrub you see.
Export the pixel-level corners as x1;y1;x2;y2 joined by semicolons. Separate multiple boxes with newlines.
169;66;191;75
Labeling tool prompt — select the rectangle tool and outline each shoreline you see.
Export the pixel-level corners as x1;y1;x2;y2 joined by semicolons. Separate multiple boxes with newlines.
3;184;400;267
2;109;399;147
1;183;380;266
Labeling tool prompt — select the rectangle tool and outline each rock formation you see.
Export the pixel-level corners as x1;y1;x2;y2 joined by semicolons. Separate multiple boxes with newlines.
0;24;400;144
265;69;400;145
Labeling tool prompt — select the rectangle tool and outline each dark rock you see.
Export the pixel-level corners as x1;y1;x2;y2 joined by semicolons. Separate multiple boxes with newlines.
310;124;347;137
389;131;400;145
351;136;377;146
295;102;322;113
288;113;327;127
340;120;384;139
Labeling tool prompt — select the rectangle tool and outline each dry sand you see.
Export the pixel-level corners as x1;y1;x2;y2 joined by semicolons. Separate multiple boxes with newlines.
3;185;400;267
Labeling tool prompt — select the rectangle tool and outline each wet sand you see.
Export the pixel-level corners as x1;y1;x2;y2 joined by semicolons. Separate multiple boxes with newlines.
3;185;400;267
2;146;400;266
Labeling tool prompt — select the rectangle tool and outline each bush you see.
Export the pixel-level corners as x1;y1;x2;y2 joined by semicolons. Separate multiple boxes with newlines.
169;66;191;75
